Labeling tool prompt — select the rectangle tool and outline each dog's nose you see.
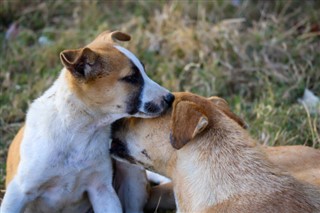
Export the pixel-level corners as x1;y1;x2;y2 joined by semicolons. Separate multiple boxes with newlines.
164;93;175;106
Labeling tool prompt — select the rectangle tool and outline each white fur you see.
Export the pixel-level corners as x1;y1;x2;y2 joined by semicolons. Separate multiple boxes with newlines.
1;70;122;213
146;170;171;184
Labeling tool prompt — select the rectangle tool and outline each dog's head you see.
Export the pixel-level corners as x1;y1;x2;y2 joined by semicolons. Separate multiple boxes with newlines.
60;31;174;118
111;92;246;173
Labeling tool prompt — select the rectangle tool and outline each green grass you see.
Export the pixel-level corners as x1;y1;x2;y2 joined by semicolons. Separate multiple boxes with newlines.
1;0;320;190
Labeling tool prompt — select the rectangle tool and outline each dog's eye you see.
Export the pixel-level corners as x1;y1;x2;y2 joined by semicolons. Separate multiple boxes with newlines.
121;62;143;85
122;74;139;84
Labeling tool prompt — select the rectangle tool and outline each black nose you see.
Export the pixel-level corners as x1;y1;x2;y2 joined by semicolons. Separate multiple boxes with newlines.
164;93;175;106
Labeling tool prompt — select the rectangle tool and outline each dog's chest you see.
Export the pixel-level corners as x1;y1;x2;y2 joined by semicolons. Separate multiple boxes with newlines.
19;80;116;212
29;151;110;212
23;129;112;212
29;170;93;213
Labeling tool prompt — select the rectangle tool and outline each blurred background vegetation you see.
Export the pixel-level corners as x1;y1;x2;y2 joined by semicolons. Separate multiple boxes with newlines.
1;0;320;190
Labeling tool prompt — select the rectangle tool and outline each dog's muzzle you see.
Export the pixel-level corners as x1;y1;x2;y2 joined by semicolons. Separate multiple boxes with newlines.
142;93;175;116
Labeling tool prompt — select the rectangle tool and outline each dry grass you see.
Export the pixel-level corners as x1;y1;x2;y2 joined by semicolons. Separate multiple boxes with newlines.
1;0;320;190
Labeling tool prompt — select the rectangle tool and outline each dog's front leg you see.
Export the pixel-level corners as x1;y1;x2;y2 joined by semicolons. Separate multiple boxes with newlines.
1;178;34;213
114;161;149;213
88;183;122;213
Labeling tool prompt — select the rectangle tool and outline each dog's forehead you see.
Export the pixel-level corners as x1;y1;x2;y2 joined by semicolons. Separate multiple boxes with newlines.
86;31;113;47
114;46;145;74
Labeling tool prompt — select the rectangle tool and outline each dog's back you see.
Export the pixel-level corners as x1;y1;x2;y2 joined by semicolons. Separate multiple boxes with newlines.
266;145;320;186
206;178;320;213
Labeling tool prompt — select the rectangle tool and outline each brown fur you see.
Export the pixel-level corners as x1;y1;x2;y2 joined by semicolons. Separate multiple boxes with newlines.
112;92;320;213
266;145;320;186
6;125;24;187
146;145;320;211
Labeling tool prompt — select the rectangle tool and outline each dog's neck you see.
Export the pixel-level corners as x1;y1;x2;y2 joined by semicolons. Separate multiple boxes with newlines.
27;69;124;141
168;124;286;212
53;69;124;130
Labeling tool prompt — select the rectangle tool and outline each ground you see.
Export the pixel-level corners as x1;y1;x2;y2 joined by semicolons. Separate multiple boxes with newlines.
0;0;319;192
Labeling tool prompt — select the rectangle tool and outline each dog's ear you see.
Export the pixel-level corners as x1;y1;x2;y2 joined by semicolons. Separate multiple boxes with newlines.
60;47;97;80
170;101;208;150
90;31;131;45
207;96;248;129
207;96;229;108
110;31;131;42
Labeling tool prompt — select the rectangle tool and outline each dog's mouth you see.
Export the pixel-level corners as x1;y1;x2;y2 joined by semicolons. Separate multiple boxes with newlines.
134;111;163;118
110;138;156;171
110;138;136;164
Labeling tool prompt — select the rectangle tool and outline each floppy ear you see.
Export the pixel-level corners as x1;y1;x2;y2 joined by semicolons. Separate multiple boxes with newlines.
170;101;208;150
90;30;131;45
110;31;131;42
60;47;97;80
207;96;229;108
207;96;248;129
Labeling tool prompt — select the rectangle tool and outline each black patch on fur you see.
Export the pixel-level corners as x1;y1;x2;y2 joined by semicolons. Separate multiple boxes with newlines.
123;61;144;115
111;119;126;138
110;138;136;164
141;149;151;160
126;92;141;115
74;62;86;78
121;62;143;85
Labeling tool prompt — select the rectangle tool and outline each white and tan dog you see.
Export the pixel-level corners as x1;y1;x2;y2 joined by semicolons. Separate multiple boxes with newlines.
2;30;174;213
111;92;320;213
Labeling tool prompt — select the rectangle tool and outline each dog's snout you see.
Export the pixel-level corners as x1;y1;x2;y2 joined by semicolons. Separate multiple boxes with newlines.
139;93;174;116
164;93;175;106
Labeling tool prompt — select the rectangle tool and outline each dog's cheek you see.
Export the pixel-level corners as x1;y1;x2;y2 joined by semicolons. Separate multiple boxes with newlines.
125;91;142;115
141;149;151;161
121;62;144;115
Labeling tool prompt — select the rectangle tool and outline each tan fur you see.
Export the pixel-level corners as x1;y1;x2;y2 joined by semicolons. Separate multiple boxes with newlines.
112;92;320;213
265;145;320;186
5;125;24;187
146;145;320;211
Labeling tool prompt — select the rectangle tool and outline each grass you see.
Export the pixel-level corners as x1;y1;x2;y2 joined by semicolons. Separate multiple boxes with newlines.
1;0;320;191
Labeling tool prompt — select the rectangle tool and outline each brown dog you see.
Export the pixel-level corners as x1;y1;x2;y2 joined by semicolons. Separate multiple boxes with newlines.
111;92;320;213
144;145;320;212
